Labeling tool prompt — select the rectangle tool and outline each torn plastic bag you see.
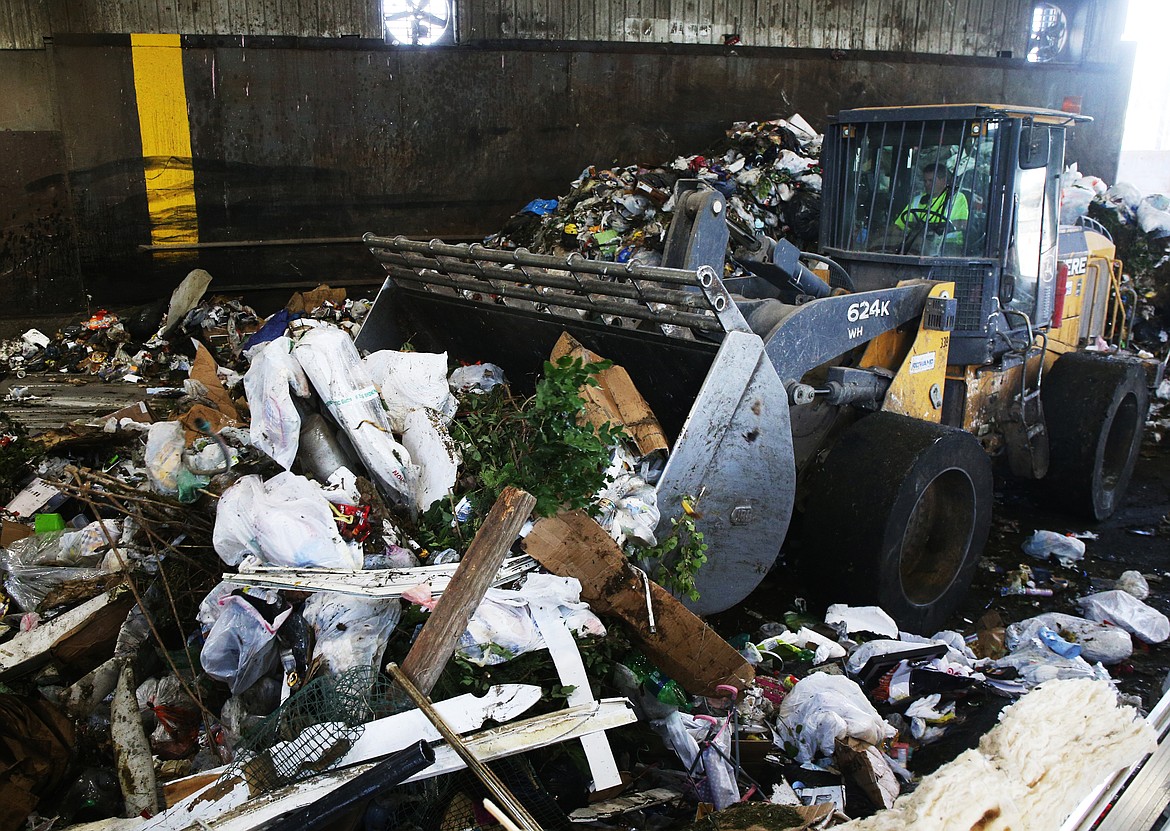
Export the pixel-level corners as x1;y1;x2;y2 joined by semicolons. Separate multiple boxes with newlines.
994;640;1107;687
594;447;660;547
244;337;311;469
456;574;605;666
301;593;402;675
651;711;740;810
1077;590;1170;644
400;408;461;513
1138;194;1170;238
292;326;415;503
774;673;895;764
1116;570;1150;600
145;421;208;501
364;349;457;433
212;473;361;569
449;363;506;394
1022;530;1085;567
1006;612;1132;665
0;520;125;611
1060;186;1094;225
200;592;293;694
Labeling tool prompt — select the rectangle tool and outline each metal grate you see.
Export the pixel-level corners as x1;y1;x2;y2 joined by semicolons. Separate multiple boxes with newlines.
364;234;750;339
930;263;994;333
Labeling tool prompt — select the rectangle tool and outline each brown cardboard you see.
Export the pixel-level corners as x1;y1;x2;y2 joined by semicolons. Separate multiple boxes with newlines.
835;737;900;809
551;332;670;456
0;521;34;548
523;510;753;696
190;343;240;423
101;400;156;424
287;285;347;314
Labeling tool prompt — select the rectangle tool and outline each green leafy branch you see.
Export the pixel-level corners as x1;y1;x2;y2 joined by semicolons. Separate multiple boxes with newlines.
638;494;708;601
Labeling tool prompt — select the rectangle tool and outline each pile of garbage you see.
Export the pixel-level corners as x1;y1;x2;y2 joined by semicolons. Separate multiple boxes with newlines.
483;114;824;266
0;272;1161;831
1060;166;1170;350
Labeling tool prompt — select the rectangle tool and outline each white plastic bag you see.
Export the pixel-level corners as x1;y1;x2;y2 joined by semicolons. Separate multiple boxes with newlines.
1022;530;1085;567
1006;612;1132;665
994;640;1106;687
200;593;292;694
244;337;311;469
212;473;360;569
455;574;605;666
301;593;402;674
293;326;415;503
400;408;461;513
594;447;660;547
1077;590;1170;644
1116;570;1150;600
1060;186;1094;225
774;673;895;764
1138;194;1170;238
364;350;457;432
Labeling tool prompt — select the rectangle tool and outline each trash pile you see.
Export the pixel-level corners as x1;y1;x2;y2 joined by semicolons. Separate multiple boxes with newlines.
0;270;1161;831
483;114;824;266
1060;165;1170;353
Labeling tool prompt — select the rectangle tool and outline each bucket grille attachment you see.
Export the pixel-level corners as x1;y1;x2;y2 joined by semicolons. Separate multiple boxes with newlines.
363;234;750;339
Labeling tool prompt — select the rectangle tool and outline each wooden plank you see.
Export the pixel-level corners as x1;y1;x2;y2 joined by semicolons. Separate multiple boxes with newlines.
523;510;754;697
0;588;132;680
400;486;535;695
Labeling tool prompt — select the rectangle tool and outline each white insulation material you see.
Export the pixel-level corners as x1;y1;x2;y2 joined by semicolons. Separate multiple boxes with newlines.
840;679;1156;831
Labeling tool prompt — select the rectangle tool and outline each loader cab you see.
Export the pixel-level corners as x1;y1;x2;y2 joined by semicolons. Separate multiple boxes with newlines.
820;104;1089;365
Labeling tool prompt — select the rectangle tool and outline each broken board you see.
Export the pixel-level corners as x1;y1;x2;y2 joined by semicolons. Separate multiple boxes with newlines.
523;510;754;696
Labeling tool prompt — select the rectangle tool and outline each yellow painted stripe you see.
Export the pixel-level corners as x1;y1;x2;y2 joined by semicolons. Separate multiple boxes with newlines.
131;33;198;246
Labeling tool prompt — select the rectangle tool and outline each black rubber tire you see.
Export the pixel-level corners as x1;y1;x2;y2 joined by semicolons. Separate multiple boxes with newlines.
1041;352;1149;521
800;412;994;634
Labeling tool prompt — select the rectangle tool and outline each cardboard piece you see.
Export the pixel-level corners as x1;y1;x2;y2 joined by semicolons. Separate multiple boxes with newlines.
100;401;156;425
551;332;669;456
974;611;1007;660
523;510;754;696
1;520;34;548
835;737;900;809
188;343;240;424
287;285;347;314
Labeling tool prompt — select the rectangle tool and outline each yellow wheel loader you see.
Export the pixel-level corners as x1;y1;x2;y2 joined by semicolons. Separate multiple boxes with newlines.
357;104;1151;633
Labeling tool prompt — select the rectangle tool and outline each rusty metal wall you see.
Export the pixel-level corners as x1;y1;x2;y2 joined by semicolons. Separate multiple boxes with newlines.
461;0;1035;54
30;36;1131;310
2;0;1126;59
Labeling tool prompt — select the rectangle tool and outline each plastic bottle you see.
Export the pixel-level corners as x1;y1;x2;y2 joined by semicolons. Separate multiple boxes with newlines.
1037;626;1082;659
626;654;691;710
756;635;816;663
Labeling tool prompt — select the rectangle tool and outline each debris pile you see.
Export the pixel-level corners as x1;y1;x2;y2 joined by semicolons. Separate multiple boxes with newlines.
0;270;1161;831
483;114;824;265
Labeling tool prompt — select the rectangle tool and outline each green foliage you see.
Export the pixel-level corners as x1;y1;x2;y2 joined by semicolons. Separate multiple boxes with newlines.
638;495;709;601
412;356;627;552
0;415;40;504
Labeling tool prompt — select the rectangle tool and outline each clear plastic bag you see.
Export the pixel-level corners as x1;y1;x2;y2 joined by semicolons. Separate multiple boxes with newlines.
301;593;402;675
1006;612;1132;665
1022;529;1085;567
0;520;124;611
244;336;311;469
449;363;506;394
145;421;187;496
200;593;292;694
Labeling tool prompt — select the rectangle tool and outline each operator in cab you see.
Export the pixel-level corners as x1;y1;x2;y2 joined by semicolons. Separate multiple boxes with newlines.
892;149;968;254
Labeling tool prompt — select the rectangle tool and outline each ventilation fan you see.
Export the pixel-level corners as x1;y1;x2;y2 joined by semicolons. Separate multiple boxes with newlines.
1027;2;1069;63
383;0;452;46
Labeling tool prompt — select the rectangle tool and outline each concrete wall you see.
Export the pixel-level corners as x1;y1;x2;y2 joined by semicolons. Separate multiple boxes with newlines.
0;35;1136;312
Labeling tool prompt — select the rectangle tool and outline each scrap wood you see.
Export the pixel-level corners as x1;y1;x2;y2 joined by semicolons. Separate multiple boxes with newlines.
143;684;542;831
523;510;754;696
113;660;159;817
400;486;537;695
551;332;669;456
0;693;75;831
224;555;539;598
568;786;685;821
205;698;638;831
0;588;136;680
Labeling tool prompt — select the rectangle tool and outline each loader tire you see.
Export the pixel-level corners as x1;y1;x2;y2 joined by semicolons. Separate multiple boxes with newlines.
801;412;993;634
1041;352;1148;521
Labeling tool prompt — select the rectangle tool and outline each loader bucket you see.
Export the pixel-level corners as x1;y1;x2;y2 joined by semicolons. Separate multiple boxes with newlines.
358;235;795;613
